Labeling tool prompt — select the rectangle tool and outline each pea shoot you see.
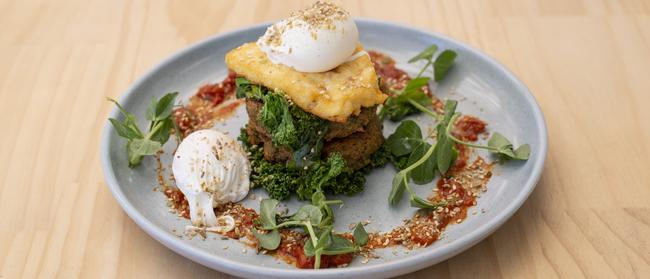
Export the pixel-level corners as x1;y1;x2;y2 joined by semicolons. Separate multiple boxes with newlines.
379;44;458;121
386;99;530;208
383;44;530;208
253;192;368;269
108;92;179;167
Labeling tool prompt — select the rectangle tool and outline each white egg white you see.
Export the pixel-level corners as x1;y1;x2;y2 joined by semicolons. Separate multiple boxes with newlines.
172;129;250;227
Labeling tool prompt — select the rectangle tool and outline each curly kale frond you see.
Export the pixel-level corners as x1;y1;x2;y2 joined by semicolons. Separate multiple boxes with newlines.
297;153;347;200
236;78;327;166
239;128;367;201
244;141;303;200
259;91;299;147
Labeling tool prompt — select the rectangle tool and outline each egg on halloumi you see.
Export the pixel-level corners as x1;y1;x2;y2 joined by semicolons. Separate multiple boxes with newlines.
225;42;386;122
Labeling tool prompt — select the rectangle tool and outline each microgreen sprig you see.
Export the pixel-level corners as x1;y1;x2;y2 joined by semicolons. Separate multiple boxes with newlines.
253;191;368;269
108;92;179;167
386;118;449;209
411;100;531;161
380;44;458;121
386;98;530;208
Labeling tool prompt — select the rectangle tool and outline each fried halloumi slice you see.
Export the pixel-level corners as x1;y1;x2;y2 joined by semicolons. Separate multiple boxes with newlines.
225;42;386;122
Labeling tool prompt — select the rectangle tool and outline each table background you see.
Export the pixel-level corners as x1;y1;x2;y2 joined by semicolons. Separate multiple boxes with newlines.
1;0;649;278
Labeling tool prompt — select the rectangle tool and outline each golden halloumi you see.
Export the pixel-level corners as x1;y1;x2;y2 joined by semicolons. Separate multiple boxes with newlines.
225;43;386;122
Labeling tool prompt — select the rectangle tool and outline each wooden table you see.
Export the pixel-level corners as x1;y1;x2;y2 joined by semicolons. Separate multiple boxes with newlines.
1;0;649;278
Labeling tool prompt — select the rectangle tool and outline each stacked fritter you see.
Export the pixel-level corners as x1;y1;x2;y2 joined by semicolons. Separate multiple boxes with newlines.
245;100;384;170
225;42;387;170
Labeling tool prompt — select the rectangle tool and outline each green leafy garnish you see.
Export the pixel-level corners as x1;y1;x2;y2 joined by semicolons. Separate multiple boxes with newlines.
433;100;459;175
442;113;530;161
259;199;279;228
385;120;437;183
252;229;281;250
235;77;264;100
385;120;423;156
407;141;436;184
291;204;323;225
408;45;438;63
379;44;457;121
108;92;178;167
259;91;298;147
252;154;369;269
433;50;457;81
236;78;327;166
385;98;530;208
388;172;407;205
379;78;431;121
387;137;445;208
487;132;531;160
410;195;448;209
297;153;345;200
253;192;369;269
239;130;375;201
353;222;369;246
246;147;365;200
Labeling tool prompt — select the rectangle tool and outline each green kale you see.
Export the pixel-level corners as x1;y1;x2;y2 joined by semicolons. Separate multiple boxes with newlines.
367;143;392;170
288;104;328;165
236;78;327;166
297;153;347;200
239;128;366;201
322;169;365;196
235;77;265;100
248;145;303;200
259;91;299;147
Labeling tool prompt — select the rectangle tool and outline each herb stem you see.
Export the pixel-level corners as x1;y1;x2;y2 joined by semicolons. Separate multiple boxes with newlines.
314;250;322;269
444;114;498;152
407;99;442;121
146;120;165;140
305;221;319;248
108;97;144;135
403;174;414;195
396;141;438;206
321;248;356;255
402;141;437;173
260;220;303;230
323;200;343;205
415;60;432;78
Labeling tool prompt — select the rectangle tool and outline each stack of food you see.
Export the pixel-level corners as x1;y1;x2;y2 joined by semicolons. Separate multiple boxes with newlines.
225;1;387;197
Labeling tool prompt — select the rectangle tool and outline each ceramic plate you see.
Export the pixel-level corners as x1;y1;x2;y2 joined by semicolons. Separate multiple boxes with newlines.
101;19;547;279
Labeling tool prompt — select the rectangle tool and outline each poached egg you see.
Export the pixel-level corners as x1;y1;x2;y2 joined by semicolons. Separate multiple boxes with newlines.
257;1;359;73
172;129;250;227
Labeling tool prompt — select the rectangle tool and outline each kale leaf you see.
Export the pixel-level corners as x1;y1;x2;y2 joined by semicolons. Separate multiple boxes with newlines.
236;78;328;166
239;129;366;201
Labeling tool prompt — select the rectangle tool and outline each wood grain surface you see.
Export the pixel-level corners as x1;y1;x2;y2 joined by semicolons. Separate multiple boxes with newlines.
1;0;649;278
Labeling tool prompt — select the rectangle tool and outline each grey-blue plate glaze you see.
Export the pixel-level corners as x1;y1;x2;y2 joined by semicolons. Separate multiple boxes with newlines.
101;19;547;279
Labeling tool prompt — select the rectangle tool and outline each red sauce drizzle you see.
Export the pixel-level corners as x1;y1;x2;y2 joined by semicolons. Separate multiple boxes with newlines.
453;115;487;141
196;72;237;105
172;71;239;138
279;243;353;269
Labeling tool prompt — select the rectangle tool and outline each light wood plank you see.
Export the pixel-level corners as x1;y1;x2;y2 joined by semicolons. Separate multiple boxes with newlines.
0;0;648;278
